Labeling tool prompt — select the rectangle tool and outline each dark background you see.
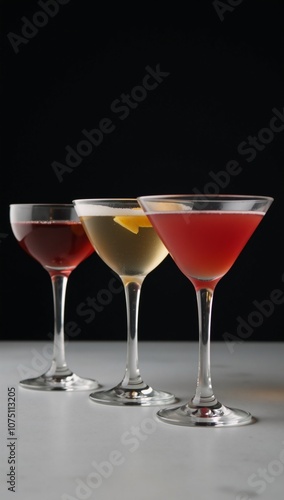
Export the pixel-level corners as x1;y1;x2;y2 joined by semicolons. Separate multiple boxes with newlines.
0;0;283;344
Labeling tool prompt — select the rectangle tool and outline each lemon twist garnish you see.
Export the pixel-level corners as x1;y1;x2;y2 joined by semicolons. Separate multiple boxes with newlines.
113;214;152;234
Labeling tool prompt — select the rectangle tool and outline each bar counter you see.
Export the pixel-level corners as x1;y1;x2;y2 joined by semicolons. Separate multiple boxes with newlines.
0;341;283;500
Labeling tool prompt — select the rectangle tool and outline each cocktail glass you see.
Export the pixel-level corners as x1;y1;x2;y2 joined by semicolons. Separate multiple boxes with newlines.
73;198;176;406
10;203;101;391
138;194;273;426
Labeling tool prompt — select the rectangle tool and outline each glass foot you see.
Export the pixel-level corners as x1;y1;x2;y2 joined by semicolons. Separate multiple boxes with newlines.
19;372;102;391
89;383;176;406
157;400;253;427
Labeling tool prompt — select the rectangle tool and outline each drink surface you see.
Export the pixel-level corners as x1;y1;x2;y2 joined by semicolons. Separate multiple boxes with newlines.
146;211;264;282
79;214;168;277
11;221;94;276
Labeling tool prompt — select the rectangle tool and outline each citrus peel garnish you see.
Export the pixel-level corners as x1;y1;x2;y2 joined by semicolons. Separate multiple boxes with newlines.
113;215;152;234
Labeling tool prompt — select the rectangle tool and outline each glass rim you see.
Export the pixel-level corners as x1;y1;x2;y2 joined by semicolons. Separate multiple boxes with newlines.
73;198;138;203
137;194;274;202
9;203;75;208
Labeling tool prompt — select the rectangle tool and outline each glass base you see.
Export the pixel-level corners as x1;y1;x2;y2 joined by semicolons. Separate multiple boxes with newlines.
89;383;176;406
157;400;253;427
19;372;102;391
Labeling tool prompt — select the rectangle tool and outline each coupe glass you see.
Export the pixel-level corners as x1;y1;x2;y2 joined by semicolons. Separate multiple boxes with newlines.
9;203;101;391
138;194;273;426
73;198;176;406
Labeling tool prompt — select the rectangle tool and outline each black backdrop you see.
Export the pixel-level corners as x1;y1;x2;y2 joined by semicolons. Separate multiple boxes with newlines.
0;0;283;344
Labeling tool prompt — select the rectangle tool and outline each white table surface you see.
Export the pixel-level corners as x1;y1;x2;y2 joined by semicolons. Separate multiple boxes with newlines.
0;340;283;500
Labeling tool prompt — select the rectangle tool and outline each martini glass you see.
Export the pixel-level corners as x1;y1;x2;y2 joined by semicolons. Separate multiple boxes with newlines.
9;203;101;391
73;198;176;406
138;194;273;426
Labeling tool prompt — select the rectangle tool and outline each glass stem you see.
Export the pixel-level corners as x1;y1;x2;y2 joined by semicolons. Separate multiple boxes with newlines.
192;288;218;406
47;274;72;377
121;279;144;386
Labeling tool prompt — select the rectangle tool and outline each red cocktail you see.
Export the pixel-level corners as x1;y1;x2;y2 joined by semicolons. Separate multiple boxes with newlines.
138;194;273;427
12;221;94;277
146;211;264;289
10;204;100;391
